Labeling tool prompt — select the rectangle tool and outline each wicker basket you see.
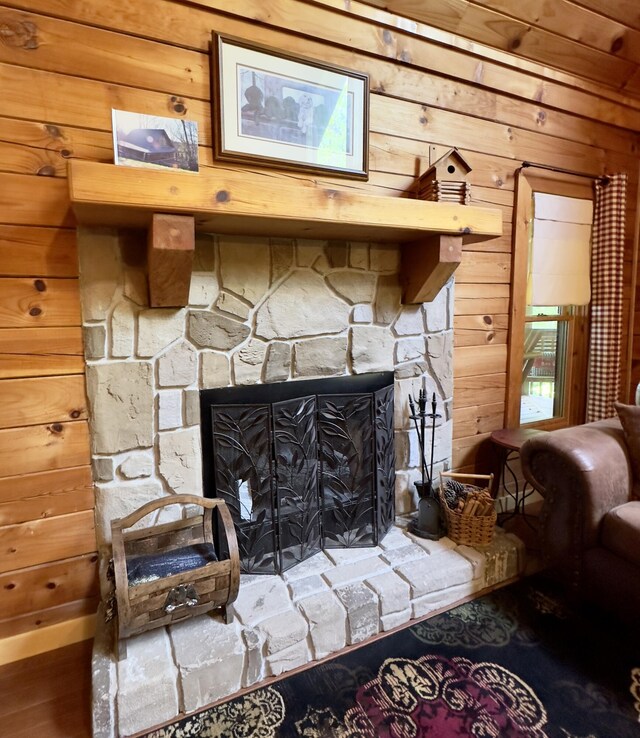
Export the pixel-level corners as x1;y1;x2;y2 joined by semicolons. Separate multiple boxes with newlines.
438;471;496;546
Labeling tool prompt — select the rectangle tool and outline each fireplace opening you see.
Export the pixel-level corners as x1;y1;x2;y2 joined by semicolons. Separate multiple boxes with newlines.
200;372;395;574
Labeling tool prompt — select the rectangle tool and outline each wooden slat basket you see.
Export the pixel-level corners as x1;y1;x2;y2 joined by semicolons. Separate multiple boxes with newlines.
439;472;496;546
111;494;240;657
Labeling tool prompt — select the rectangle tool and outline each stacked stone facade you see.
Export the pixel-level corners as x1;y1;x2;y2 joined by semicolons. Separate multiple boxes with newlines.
77;228;454;584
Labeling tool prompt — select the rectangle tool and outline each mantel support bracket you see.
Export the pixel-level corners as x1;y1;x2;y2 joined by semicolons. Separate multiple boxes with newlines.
148;214;195;307
401;234;463;304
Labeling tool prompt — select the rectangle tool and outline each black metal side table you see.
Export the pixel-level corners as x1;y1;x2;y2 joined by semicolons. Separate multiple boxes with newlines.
490;427;548;528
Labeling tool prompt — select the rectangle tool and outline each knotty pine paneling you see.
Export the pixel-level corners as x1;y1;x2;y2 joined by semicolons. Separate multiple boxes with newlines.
455;252;511;284
9;0;640;130
0;0;638;641
454;372;507;409
0;421;90;479
452;402;506;439
0;553;98;621
0;466;94;526
0;353;84;381
0;510;96;574
0;326;83;354
0;278;81;329
0;326;84;380
453;431;494;470
0;375;87;430
0;597;100;639
0;116;113;175
354;0;639;92
0;7;209;100
2;2;639;158
0;226;78;277
0;172;74;228
454;327;508;348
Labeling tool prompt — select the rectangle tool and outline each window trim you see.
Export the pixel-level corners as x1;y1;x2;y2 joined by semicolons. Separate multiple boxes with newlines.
506;169;592;429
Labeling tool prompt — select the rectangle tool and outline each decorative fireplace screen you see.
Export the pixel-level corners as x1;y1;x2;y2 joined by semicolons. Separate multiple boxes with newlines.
200;373;395;574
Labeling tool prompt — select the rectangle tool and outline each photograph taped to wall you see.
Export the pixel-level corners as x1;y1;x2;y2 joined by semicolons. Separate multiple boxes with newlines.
211;34;369;179
112;109;199;173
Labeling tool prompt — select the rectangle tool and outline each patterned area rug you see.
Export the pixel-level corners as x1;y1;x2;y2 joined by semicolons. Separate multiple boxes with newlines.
141;576;640;737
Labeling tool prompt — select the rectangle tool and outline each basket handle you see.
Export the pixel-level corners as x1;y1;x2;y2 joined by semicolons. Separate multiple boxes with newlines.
440;471;494;483
111;494;226;533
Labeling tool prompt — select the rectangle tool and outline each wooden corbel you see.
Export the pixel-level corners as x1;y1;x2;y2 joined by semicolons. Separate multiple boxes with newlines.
147;214;195;307
401;234;463;303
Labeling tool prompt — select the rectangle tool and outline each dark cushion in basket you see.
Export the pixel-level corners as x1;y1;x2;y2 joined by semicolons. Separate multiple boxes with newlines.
127;542;218;586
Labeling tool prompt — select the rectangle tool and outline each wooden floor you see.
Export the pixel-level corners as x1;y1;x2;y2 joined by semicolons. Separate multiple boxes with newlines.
0;639;93;738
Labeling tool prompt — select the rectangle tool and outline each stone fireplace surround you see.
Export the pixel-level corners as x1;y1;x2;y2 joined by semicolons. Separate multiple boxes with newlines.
78;228;525;737
79;228;455;574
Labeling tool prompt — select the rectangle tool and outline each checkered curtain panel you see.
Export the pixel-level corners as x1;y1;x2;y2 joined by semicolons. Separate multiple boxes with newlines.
586;173;627;422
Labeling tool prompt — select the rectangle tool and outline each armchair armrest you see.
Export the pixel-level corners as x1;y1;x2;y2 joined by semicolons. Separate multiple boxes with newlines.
521;419;632;582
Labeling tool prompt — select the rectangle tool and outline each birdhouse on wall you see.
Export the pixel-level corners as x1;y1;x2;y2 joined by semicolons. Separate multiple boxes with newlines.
417;148;472;204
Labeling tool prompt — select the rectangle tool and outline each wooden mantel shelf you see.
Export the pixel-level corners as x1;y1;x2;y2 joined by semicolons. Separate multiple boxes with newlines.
68;161;503;305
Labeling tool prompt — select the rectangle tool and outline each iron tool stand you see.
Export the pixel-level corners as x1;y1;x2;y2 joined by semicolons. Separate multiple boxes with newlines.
408;385;444;540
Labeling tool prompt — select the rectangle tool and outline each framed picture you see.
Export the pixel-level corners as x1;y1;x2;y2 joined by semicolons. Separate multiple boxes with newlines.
112;109;199;173
211;34;369;180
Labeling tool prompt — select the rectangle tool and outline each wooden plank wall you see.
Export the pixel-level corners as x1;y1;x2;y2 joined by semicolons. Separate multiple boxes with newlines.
0;0;638;637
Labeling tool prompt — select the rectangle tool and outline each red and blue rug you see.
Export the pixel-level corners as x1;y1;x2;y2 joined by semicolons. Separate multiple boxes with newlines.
142;576;640;737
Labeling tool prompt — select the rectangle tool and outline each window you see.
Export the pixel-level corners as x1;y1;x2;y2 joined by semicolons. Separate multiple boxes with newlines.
521;307;566;424
507;171;592;429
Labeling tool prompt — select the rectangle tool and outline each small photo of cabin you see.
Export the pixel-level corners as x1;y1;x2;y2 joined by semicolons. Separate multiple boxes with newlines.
112;109;199;172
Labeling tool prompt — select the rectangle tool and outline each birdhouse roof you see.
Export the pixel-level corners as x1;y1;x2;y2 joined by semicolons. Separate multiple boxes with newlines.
423;148;473;177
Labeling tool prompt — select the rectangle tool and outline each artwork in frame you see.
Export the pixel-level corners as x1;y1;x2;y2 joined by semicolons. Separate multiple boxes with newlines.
211;34;369;180
111;109;199;172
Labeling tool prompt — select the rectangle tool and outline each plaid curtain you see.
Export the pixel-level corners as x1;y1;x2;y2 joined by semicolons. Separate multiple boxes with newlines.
586;173;627;422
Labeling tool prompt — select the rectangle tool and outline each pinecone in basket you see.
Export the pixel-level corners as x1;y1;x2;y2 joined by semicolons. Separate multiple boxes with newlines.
442;479;466;510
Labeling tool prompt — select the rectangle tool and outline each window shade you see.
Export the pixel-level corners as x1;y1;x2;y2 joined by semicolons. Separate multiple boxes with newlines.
527;193;593;306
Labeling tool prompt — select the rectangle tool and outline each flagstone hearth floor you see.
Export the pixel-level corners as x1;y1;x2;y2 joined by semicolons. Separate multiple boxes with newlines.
92;522;525;738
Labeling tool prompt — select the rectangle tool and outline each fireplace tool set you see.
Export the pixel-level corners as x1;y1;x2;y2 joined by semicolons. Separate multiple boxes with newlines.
407;382;444;540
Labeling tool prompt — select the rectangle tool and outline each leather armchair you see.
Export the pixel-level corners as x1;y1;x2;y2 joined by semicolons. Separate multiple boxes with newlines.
521;418;640;626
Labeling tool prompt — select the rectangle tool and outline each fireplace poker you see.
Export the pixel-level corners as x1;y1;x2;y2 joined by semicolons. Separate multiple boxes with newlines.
408;392;431;488
407;383;443;541
419;387;428;488
429;392;439;486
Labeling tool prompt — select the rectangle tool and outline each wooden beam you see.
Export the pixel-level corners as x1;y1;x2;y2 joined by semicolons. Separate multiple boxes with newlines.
147;214;195;308
402;235;462;303
68;161;503;243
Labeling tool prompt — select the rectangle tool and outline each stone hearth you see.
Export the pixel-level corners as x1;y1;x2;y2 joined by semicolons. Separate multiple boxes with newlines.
93;524;525;737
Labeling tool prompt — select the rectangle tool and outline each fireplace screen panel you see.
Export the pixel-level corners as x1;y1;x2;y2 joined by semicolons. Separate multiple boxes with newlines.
375;384;395;537
319;394;375;548
202;373;395;574
210;404;277;574
273;396;322;572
